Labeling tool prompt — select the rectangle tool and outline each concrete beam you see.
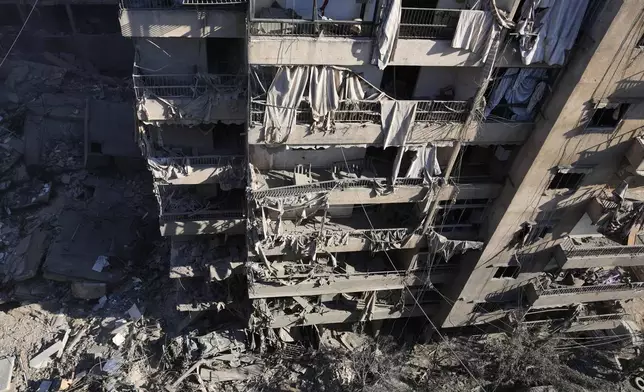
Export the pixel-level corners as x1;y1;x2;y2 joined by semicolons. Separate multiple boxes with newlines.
120;9;245;38
248;271;450;299
527;282;644;308
268;303;440;328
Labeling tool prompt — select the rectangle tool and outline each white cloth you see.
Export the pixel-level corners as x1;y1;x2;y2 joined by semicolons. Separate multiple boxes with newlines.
518;0;589;65
484;68;548;119
381;100;417;148
405;145;441;181
452;10;495;61
309;66;341;131
372;0;401;70
263;66;310;144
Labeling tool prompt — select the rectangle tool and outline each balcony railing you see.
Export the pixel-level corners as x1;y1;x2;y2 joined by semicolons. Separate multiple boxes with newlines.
249;19;374;38
155;155;245;167
120;0;245;9
160;210;245;222
559;237;644;259
251;100;469;125
252;177;425;200
536;281;644;296
133;74;244;99
523;313;628;325
398;8;460;39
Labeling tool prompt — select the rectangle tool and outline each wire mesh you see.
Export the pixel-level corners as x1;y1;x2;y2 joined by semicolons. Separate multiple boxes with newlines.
133;74;244;99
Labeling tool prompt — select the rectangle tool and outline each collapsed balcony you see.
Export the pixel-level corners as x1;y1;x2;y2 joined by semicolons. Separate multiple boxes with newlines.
522;301;631;332
247;250;461;299
169;235;246;279
253;287;442;328
134;72;246;125
139;124;246;186
157;184;245;236
554;195;644;268
527;266;644;308
248;65;470;146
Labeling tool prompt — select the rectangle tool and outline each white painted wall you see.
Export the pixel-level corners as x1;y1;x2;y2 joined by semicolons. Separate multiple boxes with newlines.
134;38;207;74
412;66;479;100
250;145;366;170
254;0;376;21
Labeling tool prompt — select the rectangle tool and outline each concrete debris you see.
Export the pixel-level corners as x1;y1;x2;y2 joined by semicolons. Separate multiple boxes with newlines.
112;333;126;347
0;357;14;392
127;304;143;321
91;255;109;272
199;364;264;383
36;380;53;392
29;340;64;369
71;281;107;299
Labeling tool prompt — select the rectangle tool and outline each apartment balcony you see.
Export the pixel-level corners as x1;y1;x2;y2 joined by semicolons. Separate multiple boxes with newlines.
554;237;644;269
148;155;245;185
249;262;456;299
248;5;496;67
134;73;246;125
523;312;630;332
157;185;245;236
267;301;439;328
119;0;246;38
526;281;644;308
251;169;502;206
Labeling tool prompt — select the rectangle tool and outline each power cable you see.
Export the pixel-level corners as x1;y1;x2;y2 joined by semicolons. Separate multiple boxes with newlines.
338;147;487;391
0;0;39;69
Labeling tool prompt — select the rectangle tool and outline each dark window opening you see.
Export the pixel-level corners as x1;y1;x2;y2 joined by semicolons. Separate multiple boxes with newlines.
206;38;245;74
589;103;629;128
380;66;420;100
493;266;520;279
473;302;511;313
0;5;22;27
70;5;121;34
638;34;644;47
90;142;103;154
547;172;585;190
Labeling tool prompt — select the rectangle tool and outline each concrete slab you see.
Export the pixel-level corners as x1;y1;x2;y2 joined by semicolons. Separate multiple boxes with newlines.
42;209;136;283
0;356;14;392
3;230;49;282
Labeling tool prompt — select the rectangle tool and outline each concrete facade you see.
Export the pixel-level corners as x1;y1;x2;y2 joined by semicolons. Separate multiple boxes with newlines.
115;0;644;333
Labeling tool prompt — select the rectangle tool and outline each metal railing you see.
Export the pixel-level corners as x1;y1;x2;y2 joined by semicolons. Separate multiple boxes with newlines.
160;210;245;221
133;74;244;99
120;0;245;9
155;155;245;166
252;177;425;200
399;8;460;39
251;99;469;125
575;313;628;323
559;237;644;259
536;281;644;296
249;19;374;38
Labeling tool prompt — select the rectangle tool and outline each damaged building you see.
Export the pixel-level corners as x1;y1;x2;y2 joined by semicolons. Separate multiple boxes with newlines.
121;0;644;338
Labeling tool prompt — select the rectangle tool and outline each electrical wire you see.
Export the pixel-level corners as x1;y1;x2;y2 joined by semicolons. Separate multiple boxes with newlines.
338;147;488;391
0;0;39;69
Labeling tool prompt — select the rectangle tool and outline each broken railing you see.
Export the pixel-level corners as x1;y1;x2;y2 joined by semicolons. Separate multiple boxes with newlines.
120;0;245;8
251;177;425;200
160;210;245;222
250;99;469;125
559;237;644;259
398;8;461;39
523;313;629;326
249;19;375;38
133;74;244;99
155;155;245;167
536;281;644;296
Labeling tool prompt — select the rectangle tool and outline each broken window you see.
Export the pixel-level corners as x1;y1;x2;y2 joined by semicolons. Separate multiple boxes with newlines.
493;266;520;279
434;199;490;233
547;166;592;190
587;103;629;129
